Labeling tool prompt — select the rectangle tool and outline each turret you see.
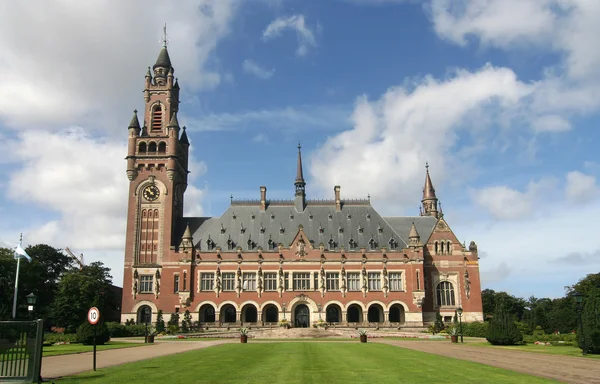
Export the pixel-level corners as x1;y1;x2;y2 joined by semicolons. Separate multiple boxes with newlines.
421;162;439;218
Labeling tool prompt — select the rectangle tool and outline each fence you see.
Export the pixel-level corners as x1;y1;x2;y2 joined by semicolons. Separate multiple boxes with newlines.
0;320;44;383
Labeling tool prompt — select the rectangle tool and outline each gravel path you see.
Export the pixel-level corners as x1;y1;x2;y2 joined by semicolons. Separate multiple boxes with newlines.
375;339;600;384
41;339;234;380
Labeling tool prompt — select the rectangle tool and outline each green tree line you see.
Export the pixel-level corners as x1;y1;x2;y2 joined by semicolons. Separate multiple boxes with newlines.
0;244;120;332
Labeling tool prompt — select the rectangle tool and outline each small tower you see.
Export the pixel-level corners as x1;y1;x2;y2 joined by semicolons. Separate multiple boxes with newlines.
294;143;306;212
408;222;421;247
421;162;439;218
179;223;194;251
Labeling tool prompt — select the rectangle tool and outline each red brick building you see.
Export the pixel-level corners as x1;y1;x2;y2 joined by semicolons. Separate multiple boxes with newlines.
121;44;483;328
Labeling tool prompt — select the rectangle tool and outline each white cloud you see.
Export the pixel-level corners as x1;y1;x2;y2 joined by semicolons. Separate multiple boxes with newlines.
310;64;531;208
0;0;236;132
470;178;557;220
565;171;599;204
262;14;317;56
242;59;275;79
531;114;572;133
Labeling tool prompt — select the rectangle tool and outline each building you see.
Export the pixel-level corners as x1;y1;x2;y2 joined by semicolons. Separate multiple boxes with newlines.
121;42;484;329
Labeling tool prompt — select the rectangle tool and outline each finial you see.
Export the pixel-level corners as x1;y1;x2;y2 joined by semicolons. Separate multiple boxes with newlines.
19;233;23;245
230;194;233;203
182;125;186;131
161;23;169;47
133;109;138;114
425;161;429;171
368;194;371;201
298;142;301;150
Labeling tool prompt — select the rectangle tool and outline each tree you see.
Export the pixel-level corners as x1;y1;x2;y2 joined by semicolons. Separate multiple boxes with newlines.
580;288;600;354
0;245;72;320
51;261;116;331
486;299;523;346
182;310;192;333
567;273;600;298
155;310;165;334
434;310;444;333
168;313;180;334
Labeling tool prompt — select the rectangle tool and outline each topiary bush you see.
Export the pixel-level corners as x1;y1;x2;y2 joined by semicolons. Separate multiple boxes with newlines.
486;300;523;346
77;322;110;345
44;333;80;344
105;322;148;337
462;321;488;337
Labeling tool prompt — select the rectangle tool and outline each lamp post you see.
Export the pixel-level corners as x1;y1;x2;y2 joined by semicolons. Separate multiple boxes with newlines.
282;302;287;320
318;303;322;320
574;291;586;356
26;292;37;321
457;307;464;343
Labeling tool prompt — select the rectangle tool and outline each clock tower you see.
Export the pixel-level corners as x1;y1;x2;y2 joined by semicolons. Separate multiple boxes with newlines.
122;33;190;313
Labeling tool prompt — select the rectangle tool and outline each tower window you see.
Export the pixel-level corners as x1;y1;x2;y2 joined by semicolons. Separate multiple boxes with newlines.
138;142;147;153
148;142;157;152
152;105;163;131
158;142;166;153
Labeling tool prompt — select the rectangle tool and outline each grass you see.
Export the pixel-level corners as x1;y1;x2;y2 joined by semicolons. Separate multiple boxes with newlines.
55;342;558;383
470;342;600;359
43;342;143;357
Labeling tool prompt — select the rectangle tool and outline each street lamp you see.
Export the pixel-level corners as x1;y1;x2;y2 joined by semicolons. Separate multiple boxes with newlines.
573;291;586;356
457;307;464;343
26;292;37;320
282;302;287;320
317;303;322;320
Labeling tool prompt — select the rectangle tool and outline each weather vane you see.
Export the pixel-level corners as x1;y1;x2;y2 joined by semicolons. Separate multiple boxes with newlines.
160;23;170;47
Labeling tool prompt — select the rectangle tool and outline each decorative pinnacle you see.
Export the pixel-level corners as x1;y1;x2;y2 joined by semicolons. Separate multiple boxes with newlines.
425;161;429;171
161;23;170;47
134;109;138;114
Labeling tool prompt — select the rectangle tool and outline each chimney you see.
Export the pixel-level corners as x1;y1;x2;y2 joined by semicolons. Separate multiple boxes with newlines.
260;186;267;211
334;185;341;211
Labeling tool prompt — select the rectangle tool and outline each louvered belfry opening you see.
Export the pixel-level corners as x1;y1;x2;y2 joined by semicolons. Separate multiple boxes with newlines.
152;106;163;131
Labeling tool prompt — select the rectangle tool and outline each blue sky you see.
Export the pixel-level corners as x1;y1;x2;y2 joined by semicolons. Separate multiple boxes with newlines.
1;0;599;300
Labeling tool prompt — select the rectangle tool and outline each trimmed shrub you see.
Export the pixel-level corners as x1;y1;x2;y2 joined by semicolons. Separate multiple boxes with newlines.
486;300;523;346
434;311;444;333
105;322;147;337
76;322;110;345
44;333;80;344
463;321;488;338
155;310;166;334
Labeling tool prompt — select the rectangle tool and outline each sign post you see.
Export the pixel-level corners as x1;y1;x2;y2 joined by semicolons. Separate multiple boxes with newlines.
88;307;100;371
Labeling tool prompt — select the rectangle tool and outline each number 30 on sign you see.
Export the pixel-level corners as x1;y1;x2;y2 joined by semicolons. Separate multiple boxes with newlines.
88;307;100;325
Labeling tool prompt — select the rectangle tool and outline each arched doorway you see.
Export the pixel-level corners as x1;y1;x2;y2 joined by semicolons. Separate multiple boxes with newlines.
220;304;237;323
367;304;384;323
294;304;310;328
325;304;341;323
389;304;405;324
199;304;216;323
137;305;152;324
242;304;258;323
347;304;363;323
263;305;279;323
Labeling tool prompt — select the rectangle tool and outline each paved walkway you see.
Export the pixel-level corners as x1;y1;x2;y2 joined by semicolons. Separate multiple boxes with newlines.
375;339;600;384
41;340;234;380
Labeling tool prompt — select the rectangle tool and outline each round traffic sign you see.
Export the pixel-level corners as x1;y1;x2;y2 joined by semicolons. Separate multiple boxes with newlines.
88;307;100;325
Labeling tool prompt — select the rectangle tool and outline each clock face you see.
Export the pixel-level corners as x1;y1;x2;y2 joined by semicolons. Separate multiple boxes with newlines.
143;184;160;202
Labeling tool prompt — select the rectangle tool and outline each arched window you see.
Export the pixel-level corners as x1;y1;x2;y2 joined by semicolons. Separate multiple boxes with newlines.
369;238;376;250
328;238;335;250
447;241;451;255
138;142;147;153
158;142;166;153
436;281;456;307
137;305;152;324
434;241;438;255
151;105;163;131
148;142;157;152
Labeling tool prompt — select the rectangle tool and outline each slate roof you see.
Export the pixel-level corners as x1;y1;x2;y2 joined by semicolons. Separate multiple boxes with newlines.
175;201;438;252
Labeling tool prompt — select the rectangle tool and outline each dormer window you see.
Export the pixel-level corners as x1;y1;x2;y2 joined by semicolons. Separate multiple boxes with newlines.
232;212;237;220
328;213;333;220
366;214;371;220
347;214;351;220
319;224;324;234
220;224;225;234
268;237;275;250
308;212;313;220
206;237;215;251
260;224;265;234
338;226;343;234
247;238;254;250
279;224;285;234
240;224;245;234
369;238;376;250
289;212;294;220
251;214;255;220
377;224;383;233
388;238;397;250
328;238;335;250
227;237;234;251
349;238;357;250
270;213;275;220
358;225;363;234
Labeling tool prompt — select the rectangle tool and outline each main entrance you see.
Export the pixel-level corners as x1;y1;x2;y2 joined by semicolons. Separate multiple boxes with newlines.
294;304;310;328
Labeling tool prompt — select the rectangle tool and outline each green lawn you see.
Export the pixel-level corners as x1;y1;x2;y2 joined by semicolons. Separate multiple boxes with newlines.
470;342;600;359
43;342;143;357
55;342;558;384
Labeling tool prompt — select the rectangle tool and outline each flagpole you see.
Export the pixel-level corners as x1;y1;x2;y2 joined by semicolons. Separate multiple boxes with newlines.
12;256;21;319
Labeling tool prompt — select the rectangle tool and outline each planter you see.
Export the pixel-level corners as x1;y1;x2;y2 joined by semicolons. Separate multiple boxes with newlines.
360;335;367;343
240;335;248;343
145;335;155;343
450;335;458;343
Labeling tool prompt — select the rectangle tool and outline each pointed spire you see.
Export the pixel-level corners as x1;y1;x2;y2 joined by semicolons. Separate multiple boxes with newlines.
409;222;420;240
182;222;192;240
140;124;148;137
180;126;189;145
422;162;437;200
295;143;305;184
179;222;193;250
146;67;152;78
128;109;141;130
